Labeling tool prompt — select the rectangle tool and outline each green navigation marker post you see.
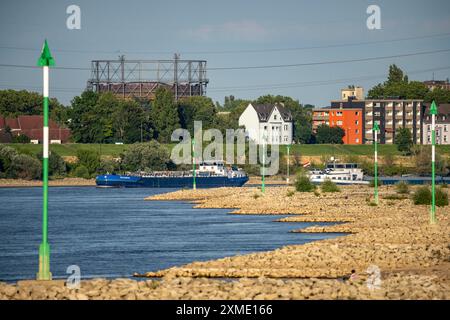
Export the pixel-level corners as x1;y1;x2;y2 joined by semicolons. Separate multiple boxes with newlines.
430;101;438;224
37;40;54;281
286;144;291;184
192;138;196;190
373;122;380;205
262;135;266;193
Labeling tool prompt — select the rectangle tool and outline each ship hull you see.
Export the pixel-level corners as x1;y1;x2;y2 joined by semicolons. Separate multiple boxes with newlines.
95;174;249;188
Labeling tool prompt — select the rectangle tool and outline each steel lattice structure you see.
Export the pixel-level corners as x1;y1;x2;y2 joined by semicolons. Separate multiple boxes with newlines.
87;55;208;100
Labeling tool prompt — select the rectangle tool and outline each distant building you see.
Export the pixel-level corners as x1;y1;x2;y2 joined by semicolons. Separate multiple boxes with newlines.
423;80;450;91
312;108;363;144
330;98;423;144
238;103;293;145
0;115;71;143
422;103;450;145
341;86;364;101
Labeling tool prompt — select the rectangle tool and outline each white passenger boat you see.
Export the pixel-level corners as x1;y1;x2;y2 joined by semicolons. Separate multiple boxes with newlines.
308;160;369;185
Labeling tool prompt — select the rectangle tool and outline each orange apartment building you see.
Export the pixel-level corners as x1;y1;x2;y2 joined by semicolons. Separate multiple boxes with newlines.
312;108;363;144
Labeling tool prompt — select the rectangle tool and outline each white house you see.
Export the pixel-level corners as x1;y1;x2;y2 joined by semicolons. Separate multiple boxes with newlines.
238;103;293;145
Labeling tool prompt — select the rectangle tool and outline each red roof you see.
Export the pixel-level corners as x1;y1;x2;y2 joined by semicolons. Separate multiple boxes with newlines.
0;115;71;143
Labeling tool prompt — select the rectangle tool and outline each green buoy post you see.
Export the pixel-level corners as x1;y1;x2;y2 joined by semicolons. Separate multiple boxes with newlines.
286;144;291;184
261;135;266;193
37;40;54;281
192;138;196;190
373;122;380;205
430;101;438;224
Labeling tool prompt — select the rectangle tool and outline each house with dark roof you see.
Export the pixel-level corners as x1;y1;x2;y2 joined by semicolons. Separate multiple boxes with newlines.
421;103;450;145
0;115;71;143
238;103;293;145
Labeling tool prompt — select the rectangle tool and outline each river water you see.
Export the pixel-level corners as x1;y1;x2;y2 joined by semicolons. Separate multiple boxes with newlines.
0;187;343;281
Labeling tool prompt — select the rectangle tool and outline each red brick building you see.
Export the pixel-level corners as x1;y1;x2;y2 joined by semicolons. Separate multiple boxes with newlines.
0;115;71;143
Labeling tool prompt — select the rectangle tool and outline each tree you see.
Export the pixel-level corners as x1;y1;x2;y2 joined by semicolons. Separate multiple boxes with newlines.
121;141;171;171
0;89;66;124
150;88;180;143
315;125;345;144
424;88;450;104
367;65;429;100
395;127;413;154
76;149;100;176
37;151;67;177
178;96;217;133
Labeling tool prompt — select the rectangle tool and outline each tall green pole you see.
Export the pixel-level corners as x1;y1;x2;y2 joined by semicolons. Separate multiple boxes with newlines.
373;122;380;205
286;144;290;184
37;40;54;280
192;138;196;190
430;101;438;224
262;136;266;193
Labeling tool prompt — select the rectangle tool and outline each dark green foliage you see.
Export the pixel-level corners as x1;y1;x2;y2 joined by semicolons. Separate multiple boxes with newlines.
395;181;410;194
0;89;66;124
76;149;100;176
367;65;429;100
413;186;449;207
321;178;340;192
0;145;40;179
73;165;90;179
395;128;413;155
315;124;345;144
37;151;66;177
295;173;316;192
12;134;30;143
121;141;171;171
151;88;180;143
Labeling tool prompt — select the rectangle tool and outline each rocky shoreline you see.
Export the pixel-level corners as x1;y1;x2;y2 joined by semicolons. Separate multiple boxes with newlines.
1;185;449;300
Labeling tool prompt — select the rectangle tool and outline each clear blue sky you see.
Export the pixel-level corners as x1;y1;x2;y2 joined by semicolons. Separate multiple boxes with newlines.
1;0;449;107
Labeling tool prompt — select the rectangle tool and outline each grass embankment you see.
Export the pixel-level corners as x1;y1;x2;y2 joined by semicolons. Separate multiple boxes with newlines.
7;143;450;158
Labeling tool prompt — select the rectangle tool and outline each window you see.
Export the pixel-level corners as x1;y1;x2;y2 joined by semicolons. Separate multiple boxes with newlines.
264;126;267;130
337;111;343;116
444;125;448;132
274;115;277;120
444;136;448;142
355;120;359;125
355;111;359;115
337;120;343;125
355;138;359;143
284;124;288;131
284;136;288;142
427;125;431;131
355;129;359;134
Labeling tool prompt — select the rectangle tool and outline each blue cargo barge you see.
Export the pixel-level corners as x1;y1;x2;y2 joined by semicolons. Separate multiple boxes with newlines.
96;161;249;188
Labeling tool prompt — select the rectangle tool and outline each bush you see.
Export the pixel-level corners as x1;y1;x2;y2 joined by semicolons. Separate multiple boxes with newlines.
10;154;41;180
73;165;90;179
295;174;315;192
121;140;170;171
395;181;410;194
12;134;30;143
412;186;449;207
37;151;66;177
76;149;100;175
321;178;340;193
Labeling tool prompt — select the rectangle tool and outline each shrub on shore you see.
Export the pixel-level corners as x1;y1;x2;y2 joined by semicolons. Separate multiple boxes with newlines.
412;186;449;207
321;179;340;193
295;174;315;192
73;165;90;179
395;181;410;194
